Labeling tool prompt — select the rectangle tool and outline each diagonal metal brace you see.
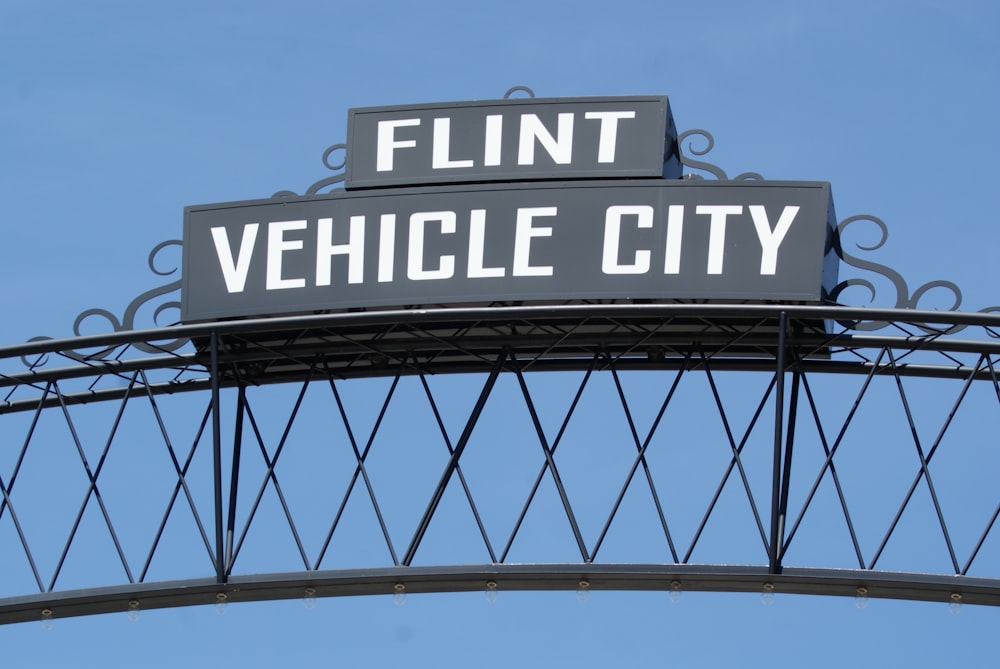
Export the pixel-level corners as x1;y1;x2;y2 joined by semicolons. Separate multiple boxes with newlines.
402;350;507;566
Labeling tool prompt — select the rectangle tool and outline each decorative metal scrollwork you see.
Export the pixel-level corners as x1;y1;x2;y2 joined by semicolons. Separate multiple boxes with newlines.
273;143;347;198
677;129;763;181
503;85;535;99
830;216;1000;333
23;241;188;368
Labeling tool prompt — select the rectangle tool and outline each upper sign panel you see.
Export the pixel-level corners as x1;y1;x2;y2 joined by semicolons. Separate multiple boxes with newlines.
345;96;679;189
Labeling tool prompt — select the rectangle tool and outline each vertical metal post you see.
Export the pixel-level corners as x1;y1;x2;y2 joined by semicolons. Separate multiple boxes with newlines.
210;331;225;584
768;312;787;574
776;369;801;566
224;384;246;576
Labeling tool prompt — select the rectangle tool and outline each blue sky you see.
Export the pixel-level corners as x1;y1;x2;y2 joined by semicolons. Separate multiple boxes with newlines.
2;1;1000;667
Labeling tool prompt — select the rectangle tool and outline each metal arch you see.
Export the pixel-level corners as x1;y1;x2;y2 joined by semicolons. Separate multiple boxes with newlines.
4;304;1000;624
7;96;1000;622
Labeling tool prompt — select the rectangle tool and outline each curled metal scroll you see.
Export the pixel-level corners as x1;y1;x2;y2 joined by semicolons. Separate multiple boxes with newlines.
273;143;347;198
23;241;188;368
830;216;1000;333
677;129;764;181
503;85;535;99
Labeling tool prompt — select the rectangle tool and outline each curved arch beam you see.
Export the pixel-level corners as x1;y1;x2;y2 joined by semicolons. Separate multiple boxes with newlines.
1;564;993;625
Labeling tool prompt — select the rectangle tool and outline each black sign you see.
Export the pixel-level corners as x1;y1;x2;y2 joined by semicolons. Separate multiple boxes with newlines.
182;180;836;322
345;96;679;189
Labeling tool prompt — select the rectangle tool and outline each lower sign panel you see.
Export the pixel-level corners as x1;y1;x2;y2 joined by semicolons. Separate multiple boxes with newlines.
182;180;837;322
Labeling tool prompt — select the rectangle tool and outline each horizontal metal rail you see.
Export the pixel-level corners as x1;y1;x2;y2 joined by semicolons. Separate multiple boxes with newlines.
2;357;998;416
4;302;1000;363
0;564;992;625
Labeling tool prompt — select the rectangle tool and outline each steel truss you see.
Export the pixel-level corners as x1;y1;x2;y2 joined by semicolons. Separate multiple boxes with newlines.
3;303;1000;624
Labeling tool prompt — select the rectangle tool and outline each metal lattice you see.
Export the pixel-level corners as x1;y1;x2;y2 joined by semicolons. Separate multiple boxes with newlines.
3;304;1000;624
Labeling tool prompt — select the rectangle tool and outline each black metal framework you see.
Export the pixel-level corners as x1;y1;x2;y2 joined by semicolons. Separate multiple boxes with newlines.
3;303;1000;625
6;91;1000;623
